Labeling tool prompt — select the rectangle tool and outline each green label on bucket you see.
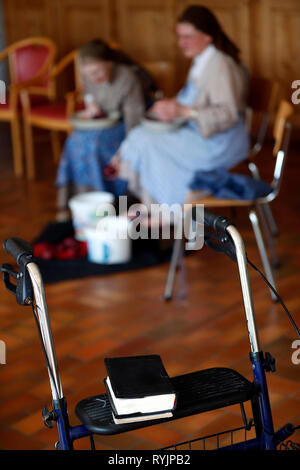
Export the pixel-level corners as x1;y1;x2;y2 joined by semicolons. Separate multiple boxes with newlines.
92;210;109;219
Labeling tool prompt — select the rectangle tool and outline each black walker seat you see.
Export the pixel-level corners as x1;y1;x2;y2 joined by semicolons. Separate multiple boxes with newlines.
75;367;255;435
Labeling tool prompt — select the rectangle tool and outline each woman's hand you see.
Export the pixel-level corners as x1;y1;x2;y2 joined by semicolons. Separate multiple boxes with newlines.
81;94;102;119
150;98;191;122
84;101;102;118
103;152;120;179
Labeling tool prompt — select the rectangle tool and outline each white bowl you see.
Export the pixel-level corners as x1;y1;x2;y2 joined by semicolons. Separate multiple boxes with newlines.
70;111;121;130
141;113;186;132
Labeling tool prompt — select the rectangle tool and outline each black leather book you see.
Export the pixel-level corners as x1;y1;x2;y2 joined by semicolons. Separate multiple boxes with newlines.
104;355;176;416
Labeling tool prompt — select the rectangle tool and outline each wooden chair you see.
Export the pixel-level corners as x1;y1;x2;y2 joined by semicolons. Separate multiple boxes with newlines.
164;100;294;302
0;37;57;177
21;49;83;180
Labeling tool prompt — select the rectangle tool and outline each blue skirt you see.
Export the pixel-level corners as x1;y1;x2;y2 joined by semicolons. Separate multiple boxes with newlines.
120;117;250;205
56;121;127;197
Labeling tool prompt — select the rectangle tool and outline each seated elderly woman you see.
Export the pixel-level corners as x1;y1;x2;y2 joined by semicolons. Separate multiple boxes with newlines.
56;39;153;218
111;5;250;208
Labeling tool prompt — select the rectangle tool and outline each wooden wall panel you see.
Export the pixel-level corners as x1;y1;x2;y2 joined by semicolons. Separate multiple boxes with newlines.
115;0;178;94
3;0;57;44
2;0;300;127
252;0;300;126
56;0;112;54
115;0;176;62
262;1;300;91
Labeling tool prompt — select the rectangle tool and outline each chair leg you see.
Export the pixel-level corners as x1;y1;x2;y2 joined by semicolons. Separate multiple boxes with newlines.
261;203;279;238
163;235;184;301
23;119;36;181
10;118;23;177
256;204;280;269
249;209;277;302
51;131;61;163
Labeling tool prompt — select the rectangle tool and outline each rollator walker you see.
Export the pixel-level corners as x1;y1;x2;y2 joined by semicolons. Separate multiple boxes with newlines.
1;209;299;450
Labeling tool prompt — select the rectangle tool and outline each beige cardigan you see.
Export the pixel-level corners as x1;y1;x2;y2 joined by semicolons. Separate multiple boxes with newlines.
189;49;248;138
82;64;146;133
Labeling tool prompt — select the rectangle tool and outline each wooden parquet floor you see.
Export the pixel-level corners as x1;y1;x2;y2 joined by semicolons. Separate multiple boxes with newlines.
0;127;299;450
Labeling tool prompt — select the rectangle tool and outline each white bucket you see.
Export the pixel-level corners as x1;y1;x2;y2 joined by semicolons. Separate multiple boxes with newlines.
84;216;132;264
69;192;115;241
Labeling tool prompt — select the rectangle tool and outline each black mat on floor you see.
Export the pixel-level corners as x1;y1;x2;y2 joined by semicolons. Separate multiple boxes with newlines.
33;221;173;284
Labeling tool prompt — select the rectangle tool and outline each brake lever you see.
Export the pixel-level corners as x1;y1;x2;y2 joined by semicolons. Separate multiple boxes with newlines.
204;230;237;262
1;263;18;295
1;262;33;306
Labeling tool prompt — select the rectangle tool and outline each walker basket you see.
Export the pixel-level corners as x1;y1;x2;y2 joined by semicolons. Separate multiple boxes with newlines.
160;426;300;451
160;422;258;451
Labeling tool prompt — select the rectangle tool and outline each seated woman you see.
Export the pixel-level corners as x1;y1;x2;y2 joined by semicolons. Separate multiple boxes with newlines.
56;39;150;218
112;5;250;208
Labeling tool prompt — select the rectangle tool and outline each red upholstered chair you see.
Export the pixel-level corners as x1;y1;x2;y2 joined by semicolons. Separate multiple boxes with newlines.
0;37;57;177
21;49;84;180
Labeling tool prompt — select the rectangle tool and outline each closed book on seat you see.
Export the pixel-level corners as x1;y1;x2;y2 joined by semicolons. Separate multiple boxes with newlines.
112;410;173;425
104;379;173;424
104;355;176;416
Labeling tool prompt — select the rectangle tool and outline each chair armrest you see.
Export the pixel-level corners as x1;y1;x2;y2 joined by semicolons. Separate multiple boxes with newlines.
49;50;78;80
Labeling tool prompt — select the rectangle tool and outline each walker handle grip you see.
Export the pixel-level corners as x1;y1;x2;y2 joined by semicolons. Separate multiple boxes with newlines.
203;209;232;232
192;208;232;232
3;238;33;265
